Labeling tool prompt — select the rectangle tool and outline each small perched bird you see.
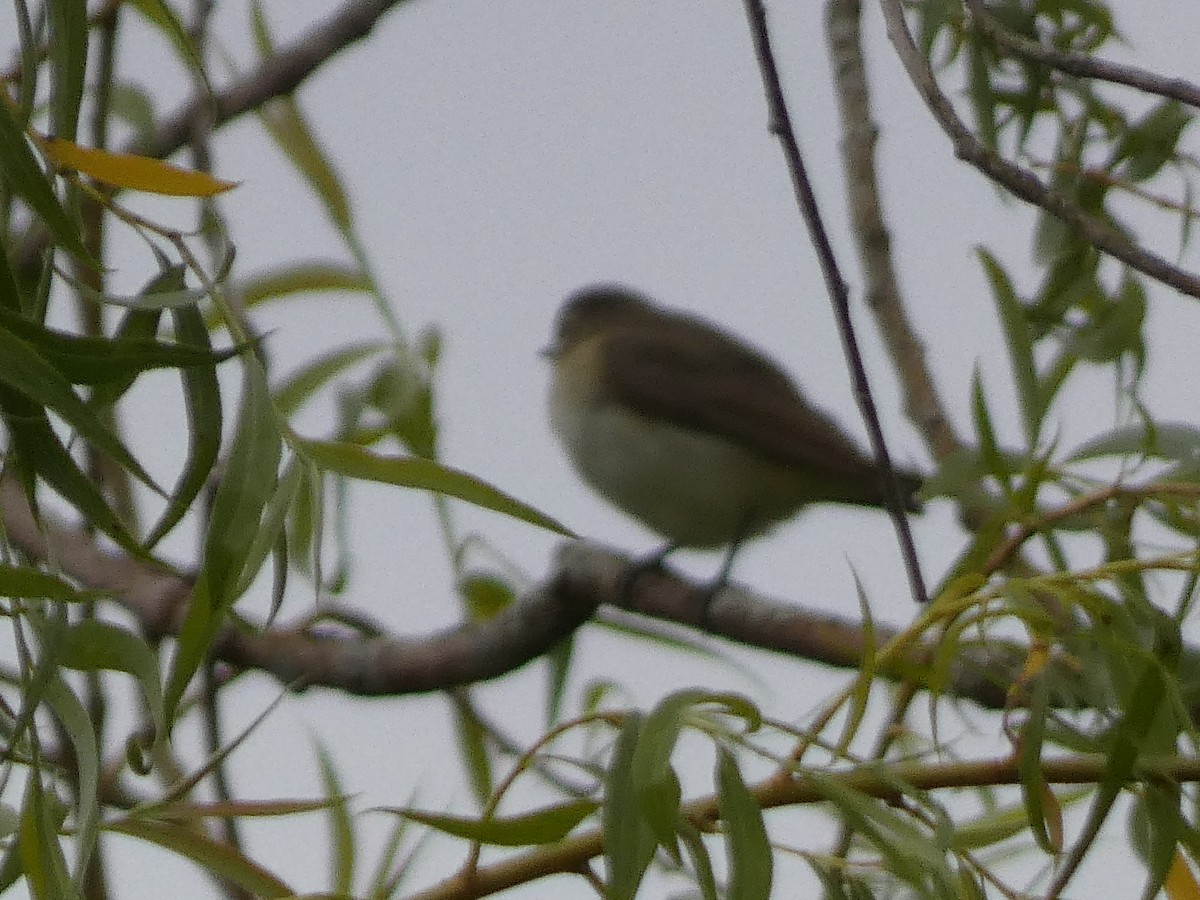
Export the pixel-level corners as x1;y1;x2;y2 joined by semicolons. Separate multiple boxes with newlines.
545;285;922;567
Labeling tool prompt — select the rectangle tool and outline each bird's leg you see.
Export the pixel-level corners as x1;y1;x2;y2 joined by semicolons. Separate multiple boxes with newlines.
617;541;679;602
697;512;755;627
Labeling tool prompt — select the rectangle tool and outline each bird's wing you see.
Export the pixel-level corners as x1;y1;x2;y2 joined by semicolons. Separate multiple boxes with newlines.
601;326;880;482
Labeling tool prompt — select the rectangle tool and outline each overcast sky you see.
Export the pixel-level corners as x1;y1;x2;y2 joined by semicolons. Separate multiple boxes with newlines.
7;0;1200;896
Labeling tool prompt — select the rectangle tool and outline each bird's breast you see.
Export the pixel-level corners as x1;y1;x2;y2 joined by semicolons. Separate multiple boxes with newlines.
548;341;806;548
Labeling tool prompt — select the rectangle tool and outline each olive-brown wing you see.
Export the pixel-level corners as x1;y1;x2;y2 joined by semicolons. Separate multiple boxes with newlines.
600;327;881;485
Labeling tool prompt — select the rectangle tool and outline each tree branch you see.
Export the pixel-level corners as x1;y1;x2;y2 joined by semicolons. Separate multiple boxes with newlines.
0;475;1085;711
878;0;1200;299
740;0;928;605
825;0;962;463
407;752;1200;900
965;0;1200;110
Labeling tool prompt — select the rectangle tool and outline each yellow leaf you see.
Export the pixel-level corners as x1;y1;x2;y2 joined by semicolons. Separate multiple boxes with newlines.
39;136;237;196
1167;850;1200;900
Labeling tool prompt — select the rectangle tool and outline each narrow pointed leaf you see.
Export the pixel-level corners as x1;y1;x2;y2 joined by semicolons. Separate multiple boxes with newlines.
106;818;295;897
0;302;238;387
60;619;164;732
292;437;571;537
392;800;597;846
979;249;1040;444
47;0;88;139
204;356;281;608
605;714;656;900
0;565;93;601
0;326;160;492
43;676;99;879
0;99;90;261
145;304;224;546
1;395;144;556
315;742;355;895
717;749;772;900
40;137;237;196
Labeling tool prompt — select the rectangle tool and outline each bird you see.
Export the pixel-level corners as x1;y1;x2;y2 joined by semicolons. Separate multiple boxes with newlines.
544;284;922;579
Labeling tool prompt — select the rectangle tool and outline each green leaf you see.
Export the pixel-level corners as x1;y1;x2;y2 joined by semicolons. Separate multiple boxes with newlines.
970;367;1009;487
638;768;682;863
1015;678;1058;853
451;695;493;808
1064;276;1146;364
1113;100;1192;182
604;714;656;900
272;341;387;417
285;458;323;579
60;619;164;734
78;281;212;310
805;770;952;892
291;436;572;537
978;249;1039;445
966;35;998;151
109;83;158;144
126;0;205;82
144;303;225;546
106;818;295;897
43;675;99;879
230;456;304;601
0;394;144;556
0;99;90;262
47;0;88;139
204;356;281;608
632;690;742;803
18;775;78;900
314;741;355;896
0;324;161;492
545;633;575;726
235;262;371;310
459;574;516;622
1129;784;1186;899
163;575;216;726
1066;422;1200;464
678;820;719;900
87;285;170;411
0;228;26;312
251;8;352;235
1054;620;1180;891
0;565;94;601
838;574;876;757
633;690;747;794
717;749;772;900
0;302;239;387
393;800;598;847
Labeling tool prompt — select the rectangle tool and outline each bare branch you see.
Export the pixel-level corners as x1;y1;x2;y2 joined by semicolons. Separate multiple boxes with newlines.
133;0;417;162
825;0;962;462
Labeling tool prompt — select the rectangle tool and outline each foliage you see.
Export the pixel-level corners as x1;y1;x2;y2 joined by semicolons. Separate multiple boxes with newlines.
1;1;1200;899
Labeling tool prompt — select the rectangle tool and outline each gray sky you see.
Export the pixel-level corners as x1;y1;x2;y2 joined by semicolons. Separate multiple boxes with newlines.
7;0;1200;896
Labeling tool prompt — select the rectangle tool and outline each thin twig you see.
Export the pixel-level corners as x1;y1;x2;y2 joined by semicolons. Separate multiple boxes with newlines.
740;0;928;605
981;481;1200;574
406;752;1200;900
